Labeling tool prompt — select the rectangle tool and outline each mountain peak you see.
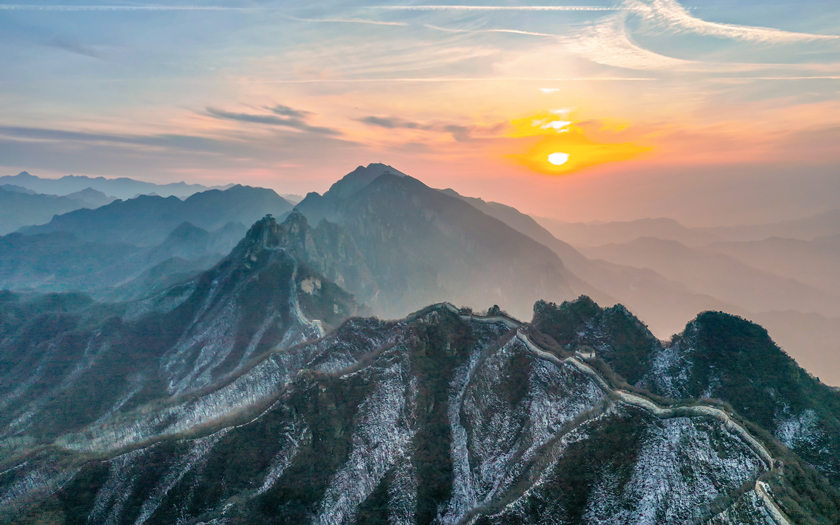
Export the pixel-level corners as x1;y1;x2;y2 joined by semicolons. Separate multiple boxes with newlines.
323;162;409;201
241;213;282;249
238;211;316;257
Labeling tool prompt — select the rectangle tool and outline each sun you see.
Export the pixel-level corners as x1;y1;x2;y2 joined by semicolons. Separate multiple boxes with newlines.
547;152;569;166
506;110;651;175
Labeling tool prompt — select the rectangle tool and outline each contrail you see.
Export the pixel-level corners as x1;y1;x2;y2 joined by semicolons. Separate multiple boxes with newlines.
0;4;286;11
0;4;617;13
0;4;410;26
369;5;617;12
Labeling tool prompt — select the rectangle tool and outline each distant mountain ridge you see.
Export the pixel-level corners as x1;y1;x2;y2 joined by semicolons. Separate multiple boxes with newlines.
0;171;225;200
538;216;722;247
20;184;292;246
582;236;840;316
0;185;114;235
0;185;294;299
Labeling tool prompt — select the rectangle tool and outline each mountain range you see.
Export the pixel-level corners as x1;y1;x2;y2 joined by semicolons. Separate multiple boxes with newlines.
0;164;837;384
1;212;838;523
1;163;839;523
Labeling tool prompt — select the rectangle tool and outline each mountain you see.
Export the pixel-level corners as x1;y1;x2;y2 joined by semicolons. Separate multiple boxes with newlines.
708;234;840;297
532;297;840;487
0;186;114;235
0;184;37;194
21;184;293;247
61;187;114;208
294;163;581;319
0;171;221;200
537;216;722;248
750;310;840;386
281;193;305;204
703;208;840;242
582;236;840;316
4;295;838;524
537;208;840;248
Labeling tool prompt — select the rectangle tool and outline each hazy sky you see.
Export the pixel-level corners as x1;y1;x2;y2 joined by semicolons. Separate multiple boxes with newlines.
1;0;839;225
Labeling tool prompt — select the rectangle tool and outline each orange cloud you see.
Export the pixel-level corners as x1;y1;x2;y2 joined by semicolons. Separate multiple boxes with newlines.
505;111;651;175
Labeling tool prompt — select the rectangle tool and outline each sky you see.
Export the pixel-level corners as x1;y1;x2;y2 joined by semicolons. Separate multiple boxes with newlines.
1;0;839;225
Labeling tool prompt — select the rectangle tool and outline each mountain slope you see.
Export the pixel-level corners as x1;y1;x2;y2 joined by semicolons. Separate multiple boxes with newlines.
5;303;838;524
295;164;581;319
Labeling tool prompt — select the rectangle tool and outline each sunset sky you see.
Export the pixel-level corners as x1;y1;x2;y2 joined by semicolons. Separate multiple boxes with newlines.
1;0;839;225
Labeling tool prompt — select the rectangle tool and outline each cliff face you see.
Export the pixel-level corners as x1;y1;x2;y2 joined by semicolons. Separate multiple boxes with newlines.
7;303;831;524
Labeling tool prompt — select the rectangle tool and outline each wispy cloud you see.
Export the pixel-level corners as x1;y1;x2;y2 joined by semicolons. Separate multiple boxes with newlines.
360;115;472;141
249;76;659;84
46;36;104;59
0;125;225;152
206;107;342;136
359;115;504;141
266;105;311;119
563;13;696;71
624;0;840;43
560;1;840;73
